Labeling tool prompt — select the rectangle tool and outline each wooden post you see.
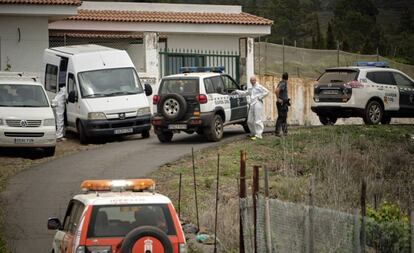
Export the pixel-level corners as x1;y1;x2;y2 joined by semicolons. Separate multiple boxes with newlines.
239;150;247;253
308;177;315;253
264;165;272;253
253;165;260;253
411;210;414;253
360;179;367;253
214;154;220;253
178;173;182;219
192;147;200;232
353;209;361;253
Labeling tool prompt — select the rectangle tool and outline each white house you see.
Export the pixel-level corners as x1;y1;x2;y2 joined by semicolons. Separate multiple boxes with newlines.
0;0;79;73
48;1;273;86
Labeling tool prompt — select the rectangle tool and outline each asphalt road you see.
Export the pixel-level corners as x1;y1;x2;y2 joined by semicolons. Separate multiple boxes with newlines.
1;128;247;253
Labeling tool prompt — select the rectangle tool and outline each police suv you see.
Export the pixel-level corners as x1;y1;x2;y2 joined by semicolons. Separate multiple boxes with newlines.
311;62;414;125
152;67;249;142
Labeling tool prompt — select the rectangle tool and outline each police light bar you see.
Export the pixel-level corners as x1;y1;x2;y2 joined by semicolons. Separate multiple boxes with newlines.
81;179;155;192
179;66;225;73
355;61;389;68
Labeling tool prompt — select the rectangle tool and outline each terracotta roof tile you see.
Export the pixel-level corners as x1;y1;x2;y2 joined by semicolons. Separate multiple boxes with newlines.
0;0;81;6
49;31;168;39
68;9;273;25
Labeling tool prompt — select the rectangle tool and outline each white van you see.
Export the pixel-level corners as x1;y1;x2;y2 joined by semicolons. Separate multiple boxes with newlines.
42;45;152;144
0;73;56;156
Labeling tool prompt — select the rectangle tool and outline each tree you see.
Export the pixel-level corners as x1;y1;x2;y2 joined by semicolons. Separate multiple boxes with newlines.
399;8;413;33
314;14;324;49
326;22;336;49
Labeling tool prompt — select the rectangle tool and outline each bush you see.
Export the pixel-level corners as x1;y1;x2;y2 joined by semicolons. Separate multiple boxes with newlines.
366;202;410;253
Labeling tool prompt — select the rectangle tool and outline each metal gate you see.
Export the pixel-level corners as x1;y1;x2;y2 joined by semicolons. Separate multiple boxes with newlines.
160;48;240;83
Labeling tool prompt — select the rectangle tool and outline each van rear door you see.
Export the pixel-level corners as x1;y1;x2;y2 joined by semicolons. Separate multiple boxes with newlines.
43;51;62;100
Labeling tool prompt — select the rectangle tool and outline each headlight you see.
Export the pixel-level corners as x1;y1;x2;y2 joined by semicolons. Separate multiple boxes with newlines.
88;112;106;120
43;118;55;126
75;246;85;253
137;107;151;116
86;246;111;253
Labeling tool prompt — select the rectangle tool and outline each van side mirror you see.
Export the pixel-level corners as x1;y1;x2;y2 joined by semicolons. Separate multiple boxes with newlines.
241;84;247;90
144;83;153;96
51;100;58;108
47;217;61;230
67;90;78;103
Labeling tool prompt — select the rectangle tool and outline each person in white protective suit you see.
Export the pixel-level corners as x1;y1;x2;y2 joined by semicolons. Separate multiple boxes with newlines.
235;76;269;140
53;84;66;141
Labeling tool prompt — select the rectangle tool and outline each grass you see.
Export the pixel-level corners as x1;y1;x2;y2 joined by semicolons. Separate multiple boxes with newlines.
150;125;414;252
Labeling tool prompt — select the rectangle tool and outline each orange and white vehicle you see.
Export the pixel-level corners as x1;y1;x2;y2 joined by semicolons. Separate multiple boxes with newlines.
47;179;186;253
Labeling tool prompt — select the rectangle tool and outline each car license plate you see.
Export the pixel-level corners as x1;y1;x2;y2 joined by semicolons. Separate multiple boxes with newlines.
323;90;339;95
114;128;133;134
14;138;34;144
168;124;187;130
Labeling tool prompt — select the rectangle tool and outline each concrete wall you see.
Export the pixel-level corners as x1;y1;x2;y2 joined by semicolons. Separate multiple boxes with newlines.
166;34;239;52
258;75;414;126
0;16;49;74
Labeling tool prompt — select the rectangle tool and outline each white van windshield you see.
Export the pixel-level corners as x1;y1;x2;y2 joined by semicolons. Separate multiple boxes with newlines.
78;68;143;98
0;84;49;107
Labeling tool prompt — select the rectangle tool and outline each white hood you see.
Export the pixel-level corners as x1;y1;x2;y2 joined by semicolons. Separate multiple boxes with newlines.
84;94;149;114
0;107;54;120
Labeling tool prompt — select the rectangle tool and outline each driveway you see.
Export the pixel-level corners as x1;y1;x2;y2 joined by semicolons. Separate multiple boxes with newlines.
1;129;246;253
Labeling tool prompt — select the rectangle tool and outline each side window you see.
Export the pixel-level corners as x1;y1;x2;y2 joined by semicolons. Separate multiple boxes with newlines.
393;73;414;88
67;73;76;94
210;76;225;94
62;202;74;231
45;64;58;92
204;78;215;94
62;201;85;234
221;75;239;92
366;71;395;85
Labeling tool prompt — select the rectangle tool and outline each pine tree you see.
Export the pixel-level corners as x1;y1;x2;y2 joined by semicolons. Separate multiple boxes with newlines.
326;22;335;49
315;14;324;49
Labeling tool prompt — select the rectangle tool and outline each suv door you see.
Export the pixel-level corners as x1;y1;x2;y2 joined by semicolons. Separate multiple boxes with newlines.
59;200;85;253
365;71;398;111
209;76;231;122
392;72;414;116
221;75;248;121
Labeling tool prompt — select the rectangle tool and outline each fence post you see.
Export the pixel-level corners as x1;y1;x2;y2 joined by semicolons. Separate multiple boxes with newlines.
411;210;414;253
337;41;340;67
353;208;361;253
264;165;272;253
282;37;285;73
308;177;315;253
253;165;260;253
178;173;182;219
360;178;367;253
239;150;246;253
192;147;200;232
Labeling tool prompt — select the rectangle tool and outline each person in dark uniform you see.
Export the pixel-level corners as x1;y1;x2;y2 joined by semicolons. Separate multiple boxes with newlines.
275;72;289;136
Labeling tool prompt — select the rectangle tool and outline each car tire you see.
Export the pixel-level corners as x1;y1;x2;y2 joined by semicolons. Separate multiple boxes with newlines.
142;130;150;139
205;114;224;142
318;116;337;125
77;121;89;144
242;122;250;133
196;128;204;135
363;100;383;125
381;116;391;124
44;147;55;157
157;131;173;143
158;94;187;121
120;226;173;253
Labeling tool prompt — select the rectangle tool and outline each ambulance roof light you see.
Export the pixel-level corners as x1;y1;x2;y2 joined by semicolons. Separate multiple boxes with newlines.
80;179;155;193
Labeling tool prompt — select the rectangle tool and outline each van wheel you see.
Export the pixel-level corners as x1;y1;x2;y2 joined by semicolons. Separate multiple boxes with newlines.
141;130;150;139
381;116;391;124
205;114;223;142
363;101;383;125
318;116;337;125
157;131;173;143
43;147;55;157
77;121;89;144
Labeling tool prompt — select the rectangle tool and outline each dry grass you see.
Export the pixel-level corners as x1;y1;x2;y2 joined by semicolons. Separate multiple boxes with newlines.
151;125;414;252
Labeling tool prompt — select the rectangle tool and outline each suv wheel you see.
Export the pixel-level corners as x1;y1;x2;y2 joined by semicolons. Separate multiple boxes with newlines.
381;116;391;124
205;114;223;142
157;131;173;143
120;226;173;253
363;101;383;125
158;94;187;121
318;116;337;125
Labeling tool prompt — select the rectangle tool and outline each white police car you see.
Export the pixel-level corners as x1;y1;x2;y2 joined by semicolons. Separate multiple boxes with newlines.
311;62;414;125
152;67;249;142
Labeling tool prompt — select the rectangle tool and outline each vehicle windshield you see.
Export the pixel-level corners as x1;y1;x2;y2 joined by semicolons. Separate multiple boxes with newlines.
0;84;49;107
87;204;176;238
159;78;199;94
78;68;143;98
318;70;358;84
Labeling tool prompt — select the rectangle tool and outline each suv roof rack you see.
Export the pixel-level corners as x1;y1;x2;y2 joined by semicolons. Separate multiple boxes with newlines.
0;72;39;82
355;61;389;68
179;66;225;74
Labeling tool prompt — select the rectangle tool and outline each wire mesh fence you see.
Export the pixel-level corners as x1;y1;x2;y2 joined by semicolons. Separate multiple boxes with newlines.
241;196;412;253
255;42;414;79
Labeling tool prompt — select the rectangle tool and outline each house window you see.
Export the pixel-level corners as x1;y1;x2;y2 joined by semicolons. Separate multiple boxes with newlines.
45;64;58;92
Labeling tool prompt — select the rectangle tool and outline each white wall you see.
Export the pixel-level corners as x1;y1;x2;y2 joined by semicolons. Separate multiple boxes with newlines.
0;16;49;74
166;34;240;52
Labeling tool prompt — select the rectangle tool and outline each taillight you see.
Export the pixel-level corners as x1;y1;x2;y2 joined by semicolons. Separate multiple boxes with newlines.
345;81;364;88
196;94;208;104
153;95;160;104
